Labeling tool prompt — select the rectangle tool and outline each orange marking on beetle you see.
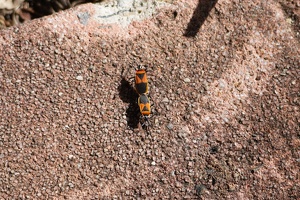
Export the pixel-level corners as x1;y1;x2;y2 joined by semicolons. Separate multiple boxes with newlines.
135;69;149;94
138;94;151;116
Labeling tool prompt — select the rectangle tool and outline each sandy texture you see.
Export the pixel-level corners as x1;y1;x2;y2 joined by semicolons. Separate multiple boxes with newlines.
0;0;299;199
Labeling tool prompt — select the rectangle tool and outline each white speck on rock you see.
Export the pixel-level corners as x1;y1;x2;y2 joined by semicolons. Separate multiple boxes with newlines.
204;116;210;121
218;79;227;89
184;78;191;83
76;75;83;81
162;98;169;103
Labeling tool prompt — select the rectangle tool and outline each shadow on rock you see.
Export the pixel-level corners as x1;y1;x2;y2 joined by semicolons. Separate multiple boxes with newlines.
118;77;139;129
184;0;218;37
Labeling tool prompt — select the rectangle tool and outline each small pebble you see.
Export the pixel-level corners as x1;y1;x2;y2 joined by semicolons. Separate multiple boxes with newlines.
228;183;235;191
76;75;83;81
218;79;227;88
184;78;191;83
162;98;169;103
167;123;174;130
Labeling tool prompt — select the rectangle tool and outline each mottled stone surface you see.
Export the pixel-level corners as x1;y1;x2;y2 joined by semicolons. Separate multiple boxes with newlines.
0;0;299;199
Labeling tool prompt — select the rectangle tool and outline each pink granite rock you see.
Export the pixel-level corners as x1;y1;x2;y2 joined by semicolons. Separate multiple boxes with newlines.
0;0;299;199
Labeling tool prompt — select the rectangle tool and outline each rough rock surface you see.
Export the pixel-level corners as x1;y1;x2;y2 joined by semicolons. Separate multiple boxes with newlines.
0;0;299;199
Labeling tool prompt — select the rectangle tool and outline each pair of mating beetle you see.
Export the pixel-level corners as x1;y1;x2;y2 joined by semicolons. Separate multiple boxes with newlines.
135;66;151;128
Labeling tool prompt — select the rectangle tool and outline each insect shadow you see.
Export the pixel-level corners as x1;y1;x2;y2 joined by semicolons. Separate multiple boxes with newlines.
184;0;218;37
118;77;140;129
